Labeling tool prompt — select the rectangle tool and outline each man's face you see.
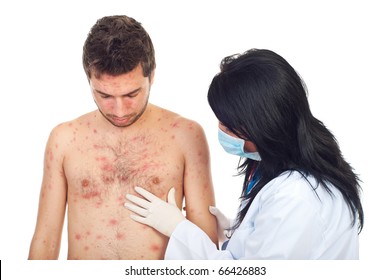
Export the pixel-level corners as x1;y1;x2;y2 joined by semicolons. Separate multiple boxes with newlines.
89;64;154;128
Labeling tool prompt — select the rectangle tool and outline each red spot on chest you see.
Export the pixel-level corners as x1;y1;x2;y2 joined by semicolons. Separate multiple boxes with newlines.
150;244;161;252
81;190;101;199
116;232;125;240
117;195;125;205
81;179;90;187
75;234;82;240
109;219;118;226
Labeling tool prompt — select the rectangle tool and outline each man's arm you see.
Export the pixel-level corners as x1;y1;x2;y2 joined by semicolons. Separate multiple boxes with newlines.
178;119;218;246
28;125;68;259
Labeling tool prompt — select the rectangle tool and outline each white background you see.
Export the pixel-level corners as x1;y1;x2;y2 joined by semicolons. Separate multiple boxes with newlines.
1;0;388;278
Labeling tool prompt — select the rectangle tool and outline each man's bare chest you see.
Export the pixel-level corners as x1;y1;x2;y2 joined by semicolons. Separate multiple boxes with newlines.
64;132;184;202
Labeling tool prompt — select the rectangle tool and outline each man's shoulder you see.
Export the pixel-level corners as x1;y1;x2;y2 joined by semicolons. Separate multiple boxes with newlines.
151;105;206;142
49;111;96;137
151;105;203;131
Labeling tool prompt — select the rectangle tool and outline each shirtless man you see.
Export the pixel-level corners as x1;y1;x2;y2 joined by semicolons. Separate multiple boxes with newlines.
28;15;218;259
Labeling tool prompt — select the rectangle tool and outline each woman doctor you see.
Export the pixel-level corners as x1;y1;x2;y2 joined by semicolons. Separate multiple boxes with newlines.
124;49;364;259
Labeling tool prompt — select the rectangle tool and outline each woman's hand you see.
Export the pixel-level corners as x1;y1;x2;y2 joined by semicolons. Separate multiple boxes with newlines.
124;187;185;237
209;206;233;242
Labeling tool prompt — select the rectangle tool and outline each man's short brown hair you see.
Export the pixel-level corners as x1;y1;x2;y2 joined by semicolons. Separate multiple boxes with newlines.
82;15;155;79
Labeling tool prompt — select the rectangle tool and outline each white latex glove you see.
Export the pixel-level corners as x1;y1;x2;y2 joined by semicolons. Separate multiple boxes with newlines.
209;206;233;242
124;187;185;237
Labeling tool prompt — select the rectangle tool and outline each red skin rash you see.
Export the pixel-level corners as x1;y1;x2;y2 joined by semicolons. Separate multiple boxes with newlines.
48;149;54;161
117;195;125;205
81;190;101;199
150;244;160;252
170;122;179;128
64;116;188;259
79;178;102;200
116;233;125;240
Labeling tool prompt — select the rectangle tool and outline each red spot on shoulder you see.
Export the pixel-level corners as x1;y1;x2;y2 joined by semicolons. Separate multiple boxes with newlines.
84;246;89;251
109;219;118;226
93;129;98;134
171;122;179;128
75;234;82;240
96;235;102;240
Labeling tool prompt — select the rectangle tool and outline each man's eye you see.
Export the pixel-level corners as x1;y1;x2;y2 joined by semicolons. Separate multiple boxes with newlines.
101;95;111;99
126;92;139;98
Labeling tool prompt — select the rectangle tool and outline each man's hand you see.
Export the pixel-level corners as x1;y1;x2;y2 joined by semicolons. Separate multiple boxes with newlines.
209;206;233;242
124;187;185;237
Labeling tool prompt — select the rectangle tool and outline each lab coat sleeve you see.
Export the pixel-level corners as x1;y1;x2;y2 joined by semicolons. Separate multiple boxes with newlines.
164;220;234;260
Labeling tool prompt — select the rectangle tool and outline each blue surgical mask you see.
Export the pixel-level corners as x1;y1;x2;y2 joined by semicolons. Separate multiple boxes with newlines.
218;128;261;161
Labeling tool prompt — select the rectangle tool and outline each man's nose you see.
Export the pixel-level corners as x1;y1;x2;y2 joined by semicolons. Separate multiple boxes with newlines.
113;98;126;117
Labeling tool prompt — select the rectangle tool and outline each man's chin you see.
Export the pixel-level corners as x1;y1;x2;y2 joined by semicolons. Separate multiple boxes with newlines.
110;118;132;127
107;118;137;128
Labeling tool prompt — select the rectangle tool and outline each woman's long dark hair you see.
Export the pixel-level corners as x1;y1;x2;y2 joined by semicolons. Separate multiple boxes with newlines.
207;49;364;233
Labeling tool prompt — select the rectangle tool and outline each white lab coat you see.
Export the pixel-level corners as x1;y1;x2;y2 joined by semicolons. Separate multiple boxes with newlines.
165;171;359;259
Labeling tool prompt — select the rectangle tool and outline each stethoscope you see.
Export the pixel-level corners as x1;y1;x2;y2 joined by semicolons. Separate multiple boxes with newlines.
246;167;260;195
